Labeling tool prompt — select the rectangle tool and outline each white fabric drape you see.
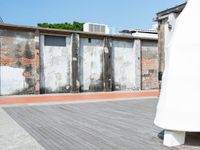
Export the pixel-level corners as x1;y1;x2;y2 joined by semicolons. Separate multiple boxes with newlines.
154;0;200;131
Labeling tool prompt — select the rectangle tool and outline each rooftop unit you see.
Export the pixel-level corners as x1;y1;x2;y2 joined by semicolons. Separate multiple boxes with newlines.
119;29;158;40
83;23;110;34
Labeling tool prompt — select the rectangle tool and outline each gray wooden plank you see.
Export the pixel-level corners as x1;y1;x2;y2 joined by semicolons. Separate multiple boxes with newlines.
3;99;200;150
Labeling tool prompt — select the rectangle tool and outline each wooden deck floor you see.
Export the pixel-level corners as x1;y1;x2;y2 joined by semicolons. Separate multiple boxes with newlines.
3;99;200;150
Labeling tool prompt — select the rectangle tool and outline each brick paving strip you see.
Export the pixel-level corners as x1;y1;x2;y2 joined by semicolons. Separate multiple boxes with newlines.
0;91;160;105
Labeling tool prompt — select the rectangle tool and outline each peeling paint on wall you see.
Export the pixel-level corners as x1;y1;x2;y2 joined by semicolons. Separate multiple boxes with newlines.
112;40;136;91
0;28;158;96
0;66;27;95
0;30;37;95
40;35;72;93
80;38;104;91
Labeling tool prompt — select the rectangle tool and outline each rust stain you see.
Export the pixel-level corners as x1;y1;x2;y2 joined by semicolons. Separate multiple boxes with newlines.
0;57;36;66
19;58;35;65
142;59;158;69
0;57;17;66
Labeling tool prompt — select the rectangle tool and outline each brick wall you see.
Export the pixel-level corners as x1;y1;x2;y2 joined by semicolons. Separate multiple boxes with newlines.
0;27;158;96
141;41;159;90
0;30;39;95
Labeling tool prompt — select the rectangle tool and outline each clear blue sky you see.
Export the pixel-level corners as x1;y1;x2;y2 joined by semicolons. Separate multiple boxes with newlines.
1;0;186;29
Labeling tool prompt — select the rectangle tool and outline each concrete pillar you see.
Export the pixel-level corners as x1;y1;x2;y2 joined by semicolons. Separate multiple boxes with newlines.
103;37;112;92
39;35;45;94
164;130;186;147
34;30;40;94
158;13;177;89
0;30;2;95
71;33;80;93
158;23;165;89
133;39;141;90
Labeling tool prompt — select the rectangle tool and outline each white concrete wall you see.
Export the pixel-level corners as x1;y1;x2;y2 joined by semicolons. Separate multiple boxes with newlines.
80;38;104;91
112;40;136;91
0;66;27;95
40;35;72;93
164;13;177;66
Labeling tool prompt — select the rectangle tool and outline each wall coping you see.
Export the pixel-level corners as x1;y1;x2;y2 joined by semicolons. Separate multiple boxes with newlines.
0;23;158;41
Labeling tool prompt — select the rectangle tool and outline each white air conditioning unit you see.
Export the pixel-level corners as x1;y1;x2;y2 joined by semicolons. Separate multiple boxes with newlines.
83;23;110;34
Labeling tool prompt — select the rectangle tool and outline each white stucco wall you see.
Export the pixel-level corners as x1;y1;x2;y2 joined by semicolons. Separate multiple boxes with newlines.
0;66;27;95
40;35;72;93
164;13;177;66
112;40;136;91
80;38;104;91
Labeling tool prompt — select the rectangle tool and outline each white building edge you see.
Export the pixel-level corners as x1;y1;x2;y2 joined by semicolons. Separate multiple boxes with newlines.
155;0;200;147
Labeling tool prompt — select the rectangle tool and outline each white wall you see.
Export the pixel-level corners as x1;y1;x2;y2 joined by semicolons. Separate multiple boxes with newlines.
80;38;104;91
0;66;27;95
164;13;177;66
40;35;72;93
112;40;136;90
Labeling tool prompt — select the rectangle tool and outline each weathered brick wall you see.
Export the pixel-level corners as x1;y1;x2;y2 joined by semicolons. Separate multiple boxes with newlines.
0;29;39;95
141;41;159;90
0;26;158;96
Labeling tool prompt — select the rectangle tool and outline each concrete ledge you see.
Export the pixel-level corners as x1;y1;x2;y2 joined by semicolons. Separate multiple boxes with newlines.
164;130;186;147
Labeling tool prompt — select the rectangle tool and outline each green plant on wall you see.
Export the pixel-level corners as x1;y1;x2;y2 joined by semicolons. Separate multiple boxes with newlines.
37;21;84;31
